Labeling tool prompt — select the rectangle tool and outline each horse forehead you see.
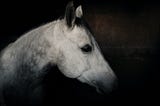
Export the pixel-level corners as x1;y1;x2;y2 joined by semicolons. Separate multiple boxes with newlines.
69;26;91;42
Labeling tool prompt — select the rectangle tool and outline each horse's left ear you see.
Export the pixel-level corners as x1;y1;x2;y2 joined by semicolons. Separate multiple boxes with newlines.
75;5;83;18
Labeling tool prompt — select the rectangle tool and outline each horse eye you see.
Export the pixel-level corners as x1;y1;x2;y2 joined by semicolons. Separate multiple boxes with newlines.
81;44;92;53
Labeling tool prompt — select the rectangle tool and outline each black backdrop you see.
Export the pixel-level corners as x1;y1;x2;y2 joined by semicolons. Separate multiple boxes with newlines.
0;0;160;105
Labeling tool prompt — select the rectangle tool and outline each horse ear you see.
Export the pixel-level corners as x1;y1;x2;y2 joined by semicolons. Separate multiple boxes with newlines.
75;5;83;18
65;1;76;27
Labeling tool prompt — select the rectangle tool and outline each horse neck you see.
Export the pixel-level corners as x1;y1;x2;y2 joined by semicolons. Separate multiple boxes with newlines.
0;20;61;74
0;20;66;91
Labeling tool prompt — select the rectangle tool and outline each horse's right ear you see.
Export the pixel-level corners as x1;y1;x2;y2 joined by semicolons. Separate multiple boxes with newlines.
65;1;76;28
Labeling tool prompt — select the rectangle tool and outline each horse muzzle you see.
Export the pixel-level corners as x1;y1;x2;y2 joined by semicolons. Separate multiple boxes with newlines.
77;69;118;94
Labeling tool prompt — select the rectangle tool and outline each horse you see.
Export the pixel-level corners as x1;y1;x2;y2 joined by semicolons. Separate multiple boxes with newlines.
0;1;117;105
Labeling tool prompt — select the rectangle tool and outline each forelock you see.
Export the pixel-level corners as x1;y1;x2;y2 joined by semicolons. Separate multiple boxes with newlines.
75;17;93;35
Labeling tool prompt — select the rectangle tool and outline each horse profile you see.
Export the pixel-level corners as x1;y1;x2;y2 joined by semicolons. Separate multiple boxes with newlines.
0;1;117;105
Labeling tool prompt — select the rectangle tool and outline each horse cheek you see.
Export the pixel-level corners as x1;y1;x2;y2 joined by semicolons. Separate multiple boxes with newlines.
58;51;88;78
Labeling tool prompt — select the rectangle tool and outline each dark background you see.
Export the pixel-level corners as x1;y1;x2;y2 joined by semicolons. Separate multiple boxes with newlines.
0;0;160;105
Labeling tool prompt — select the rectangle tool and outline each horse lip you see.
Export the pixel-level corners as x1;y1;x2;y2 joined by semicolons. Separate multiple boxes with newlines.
77;74;95;87
91;80;108;94
91;80;97;87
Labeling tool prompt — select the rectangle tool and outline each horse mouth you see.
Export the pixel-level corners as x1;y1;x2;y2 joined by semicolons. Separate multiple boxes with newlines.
77;75;95;87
